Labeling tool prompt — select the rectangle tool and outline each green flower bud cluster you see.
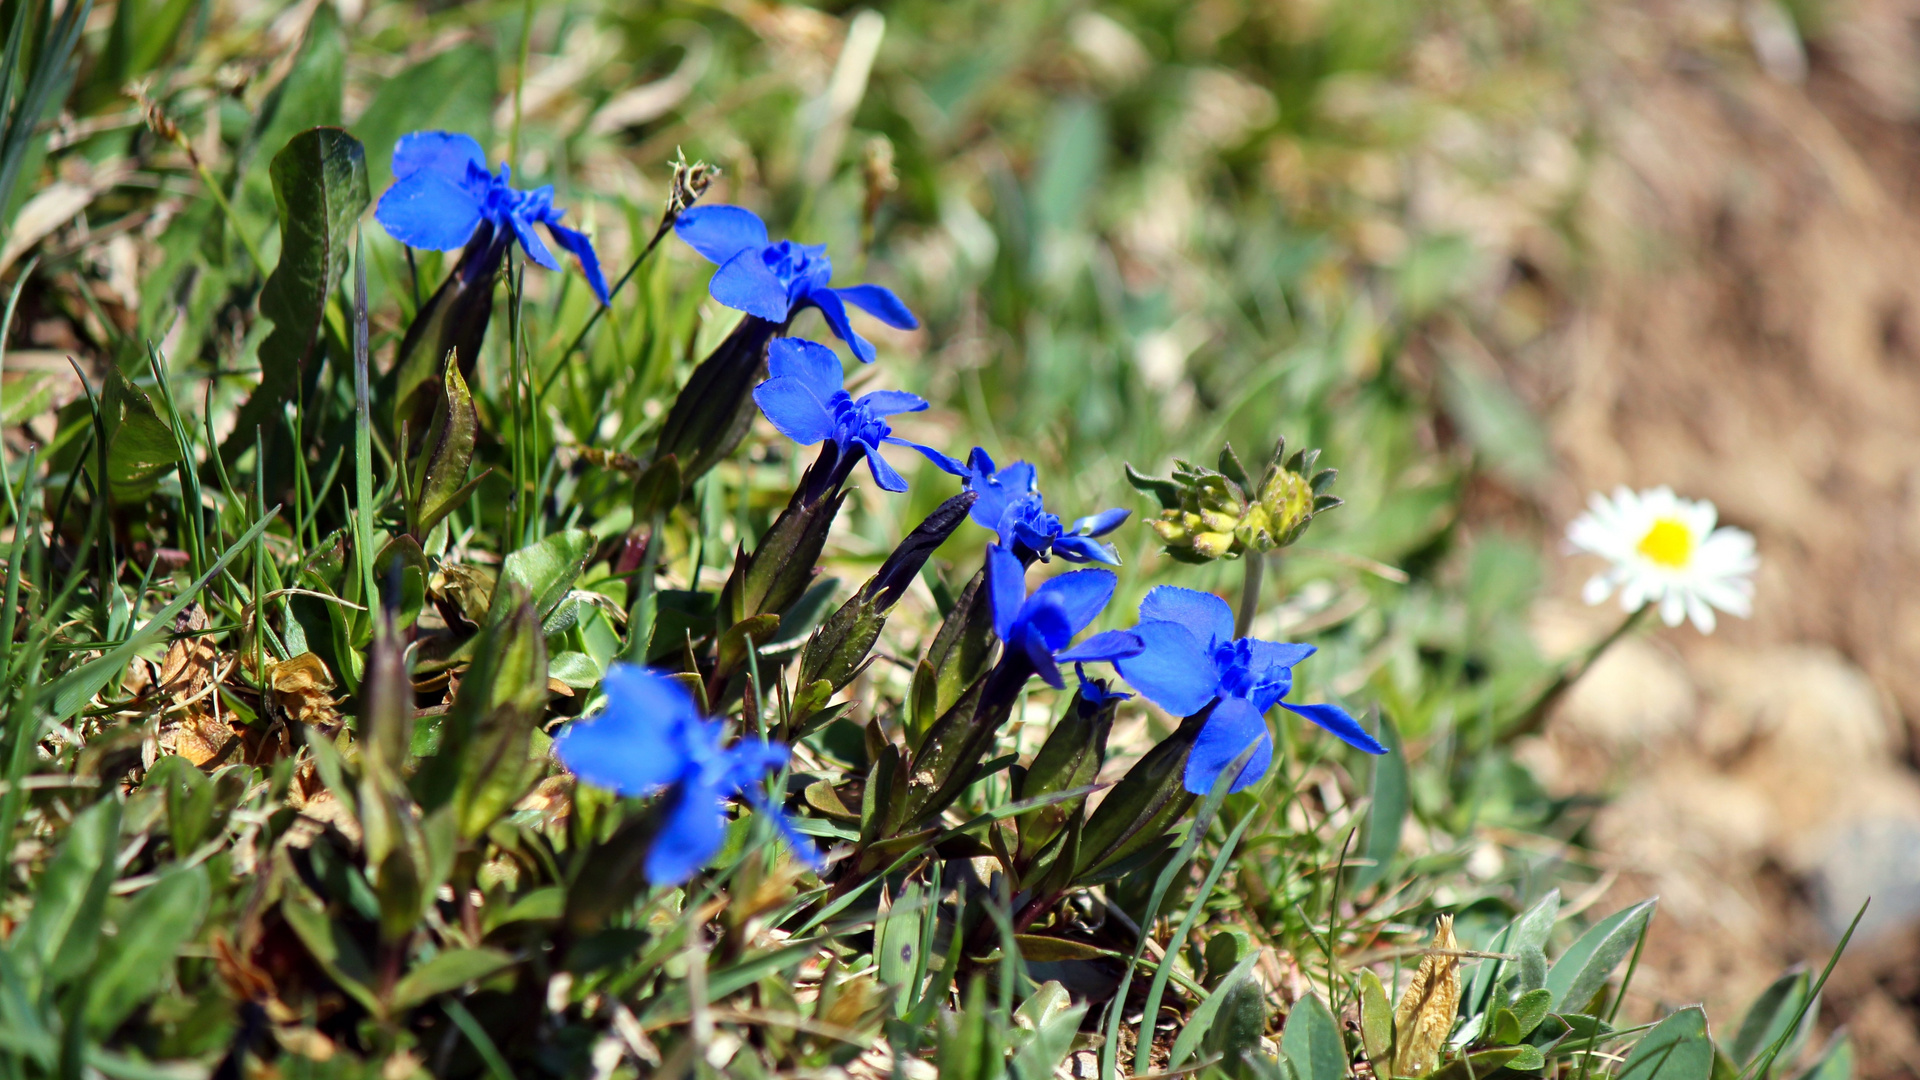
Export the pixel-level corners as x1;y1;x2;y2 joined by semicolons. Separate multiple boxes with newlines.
1126;438;1341;563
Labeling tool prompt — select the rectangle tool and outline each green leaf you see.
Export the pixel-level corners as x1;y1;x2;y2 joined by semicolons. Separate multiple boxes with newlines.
94;366;180;502
388;948;516;1012
1508;987;1554;1041
1465;889;1559;1018
1793;1034;1853;1080
352;42;497;191
1354;710;1406;892
1547;898;1655;1013
1429;1046;1530;1080
1359;968;1394;1069
1618;1006;1714;1080
1011;935;1110;962
490;529;594;623
1440;350;1551;486
407;355;482;539
16;798;121;989
1165;952;1260;1070
1204;976;1273;1078
1010;994;1087;1080
281;883;379;1013
1732;970;1815;1069
224;125;368;463
86;864;209;1034
1278;989;1343;1080
1031;97;1106;232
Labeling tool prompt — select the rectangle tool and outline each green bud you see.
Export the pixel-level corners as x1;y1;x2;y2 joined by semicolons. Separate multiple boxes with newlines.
1014;682;1117;862
654;316;779;488
1128;437;1342;563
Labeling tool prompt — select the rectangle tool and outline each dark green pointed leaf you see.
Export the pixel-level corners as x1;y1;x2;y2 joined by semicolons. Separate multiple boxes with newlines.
1548;898;1655;1013
1509;987;1554;1040
1732;971;1815;1069
281;883;379;1013
1076;711;1203;877
1793;1034;1853;1080
407;354;481;539
1618;1006;1713;1080
1015;684;1114;858
225;125;367;462
94;366;179;501
1011;935;1110;962
388;948;515;1013
1429;1046;1530;1080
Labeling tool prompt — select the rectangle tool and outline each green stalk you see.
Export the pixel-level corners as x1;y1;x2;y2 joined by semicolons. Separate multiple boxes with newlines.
1498;603;1652;745
1234;550;1264;639
354;231;378;608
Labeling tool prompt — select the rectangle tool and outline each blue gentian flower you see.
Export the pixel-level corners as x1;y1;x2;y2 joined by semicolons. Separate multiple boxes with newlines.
1076;664;1132;707
752;337;950;493
985;544;1142;689
929;447;1130;565
674;205;917;363
1112;586;1385;794
376;131;610;304
554;664;818;884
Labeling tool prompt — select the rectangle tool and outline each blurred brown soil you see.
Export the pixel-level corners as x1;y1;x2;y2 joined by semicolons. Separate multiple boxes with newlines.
1465;2;1920;1074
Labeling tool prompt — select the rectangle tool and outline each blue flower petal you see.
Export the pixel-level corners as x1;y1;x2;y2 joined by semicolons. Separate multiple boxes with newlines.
645;782;728;885
1282;701;1387;755
1070;508;1132;537
766;337;844;395
376;168;485;250
1076;665;1131;705
546;221;610;304
1184;697;1274;795
510;212;561;270
753;376;835;446
720;739;790;792
856;389;928;417
863;442;909;492
832;283;919;329
712;248;793;321
553;664;702;795
1015;608;1069;687
1114;620;1220;717
1139;586;1235;650
1051;534;1120;566
967;447;998;475
986;545;1025;643
810;287;876;363
1029;568;1118;639
1056;629;1143;664
392;131;487;182
1246;640;1316;683
674;205;770;265
884;436;966;476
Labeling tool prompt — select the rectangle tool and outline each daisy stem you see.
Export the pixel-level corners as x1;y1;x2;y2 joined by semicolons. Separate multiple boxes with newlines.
1497;603;1652;745
1234;550;1265;639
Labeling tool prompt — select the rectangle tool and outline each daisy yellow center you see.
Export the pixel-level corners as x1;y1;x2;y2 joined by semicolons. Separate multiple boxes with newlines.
1636;517;1694;568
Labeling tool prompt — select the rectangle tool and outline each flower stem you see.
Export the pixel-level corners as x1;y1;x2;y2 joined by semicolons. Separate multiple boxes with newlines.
1497;603;1653;745
1235;551;1265;639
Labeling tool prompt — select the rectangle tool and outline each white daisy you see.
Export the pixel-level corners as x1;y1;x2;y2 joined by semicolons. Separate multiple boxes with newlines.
1567;486;1758;633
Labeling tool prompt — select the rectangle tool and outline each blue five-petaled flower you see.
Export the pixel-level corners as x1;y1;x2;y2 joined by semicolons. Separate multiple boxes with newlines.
554;664;817;885
674;205;918;363
937;447;1130;565
376;131;610;304
753;337;951;493
986;545;1142;690
1112;586;1385;795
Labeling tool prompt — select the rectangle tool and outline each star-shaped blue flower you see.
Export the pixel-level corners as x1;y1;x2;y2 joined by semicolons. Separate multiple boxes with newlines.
936;447;1130;565
674;205;917;363
376;131;609;303
986;544;1142;690
752;337;950;493
554;664;817;884
1112;586;1384;794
